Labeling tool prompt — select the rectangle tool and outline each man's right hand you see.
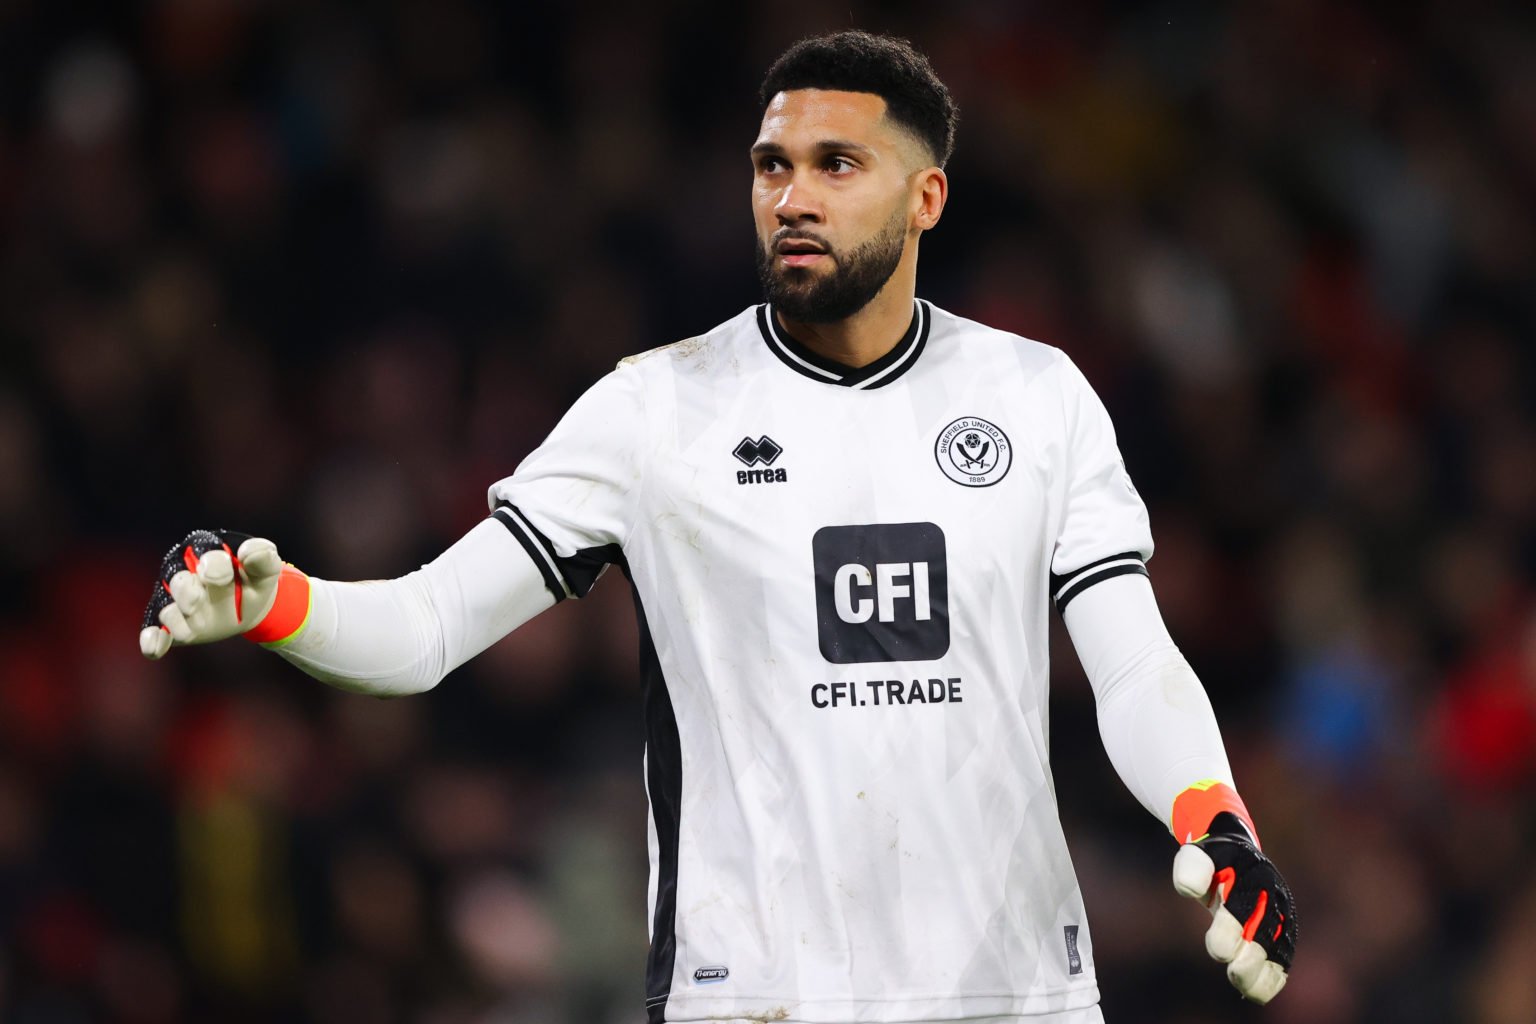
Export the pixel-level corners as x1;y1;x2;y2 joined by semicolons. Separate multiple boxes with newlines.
139;530;292;659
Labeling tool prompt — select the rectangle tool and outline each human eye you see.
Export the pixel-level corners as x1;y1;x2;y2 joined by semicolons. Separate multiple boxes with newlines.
756;155;788;174
825;155;858;175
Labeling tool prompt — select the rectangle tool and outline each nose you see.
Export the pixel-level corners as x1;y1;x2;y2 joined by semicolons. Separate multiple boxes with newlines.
774;177;822;225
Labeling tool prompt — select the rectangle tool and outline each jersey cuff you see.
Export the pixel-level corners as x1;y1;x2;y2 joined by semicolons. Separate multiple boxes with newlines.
493;502;573;602
491;501;623;601
1050;551;1148;613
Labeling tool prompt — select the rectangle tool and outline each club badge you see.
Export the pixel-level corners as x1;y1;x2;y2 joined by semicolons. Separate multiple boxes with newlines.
935;416;1012;487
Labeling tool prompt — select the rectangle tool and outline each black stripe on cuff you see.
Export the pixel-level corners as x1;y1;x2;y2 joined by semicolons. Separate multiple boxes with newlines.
494;501;626;600
498;499;564;572
1054;562;1149;613
492;505;568;603
1049;551;1146;596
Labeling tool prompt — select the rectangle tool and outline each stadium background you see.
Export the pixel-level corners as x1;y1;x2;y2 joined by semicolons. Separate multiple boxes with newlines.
1;1;1533;1021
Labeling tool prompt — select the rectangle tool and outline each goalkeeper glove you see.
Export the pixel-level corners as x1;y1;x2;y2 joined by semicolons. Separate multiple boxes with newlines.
138;529;311;659
1171;787;1297;1004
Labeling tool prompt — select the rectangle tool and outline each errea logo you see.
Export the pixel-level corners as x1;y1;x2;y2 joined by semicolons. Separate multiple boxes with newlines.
734;435;788;485
733;435;781;466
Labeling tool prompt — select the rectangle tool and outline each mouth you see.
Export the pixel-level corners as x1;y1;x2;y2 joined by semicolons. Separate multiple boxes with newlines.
774;234;830;268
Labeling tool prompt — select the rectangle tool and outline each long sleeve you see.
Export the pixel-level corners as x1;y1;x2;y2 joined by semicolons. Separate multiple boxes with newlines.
274;518;557;696
273;362;645;696
1063;570;1236;835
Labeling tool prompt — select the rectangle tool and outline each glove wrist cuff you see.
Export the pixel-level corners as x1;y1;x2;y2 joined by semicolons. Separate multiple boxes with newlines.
243;565;312;647
1172;779;1259;848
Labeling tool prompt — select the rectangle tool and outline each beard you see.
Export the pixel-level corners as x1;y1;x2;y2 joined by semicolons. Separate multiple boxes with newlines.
756;208;907;324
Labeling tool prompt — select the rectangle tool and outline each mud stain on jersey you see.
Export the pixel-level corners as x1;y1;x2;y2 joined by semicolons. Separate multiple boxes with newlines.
654;509;704;553
621;335;703;367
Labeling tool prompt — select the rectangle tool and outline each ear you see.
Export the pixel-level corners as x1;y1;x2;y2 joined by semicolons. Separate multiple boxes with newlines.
911;166;948;232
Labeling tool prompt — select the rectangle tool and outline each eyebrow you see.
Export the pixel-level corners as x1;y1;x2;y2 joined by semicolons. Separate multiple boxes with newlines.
750;139;878;160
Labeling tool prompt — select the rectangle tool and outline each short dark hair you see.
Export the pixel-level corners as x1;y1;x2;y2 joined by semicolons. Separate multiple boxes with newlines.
758;31;958;169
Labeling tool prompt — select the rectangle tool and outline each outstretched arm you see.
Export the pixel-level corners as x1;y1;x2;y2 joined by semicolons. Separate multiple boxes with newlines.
140;517;556;696
277;518;556;694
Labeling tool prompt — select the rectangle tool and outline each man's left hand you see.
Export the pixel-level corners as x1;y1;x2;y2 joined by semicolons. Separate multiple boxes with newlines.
1172;811;1297;1004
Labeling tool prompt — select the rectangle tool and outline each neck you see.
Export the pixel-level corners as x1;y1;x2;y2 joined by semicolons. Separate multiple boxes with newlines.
776;251;919;368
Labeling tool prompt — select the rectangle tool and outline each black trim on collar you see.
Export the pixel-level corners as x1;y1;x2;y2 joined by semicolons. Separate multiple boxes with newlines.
756;300;931;389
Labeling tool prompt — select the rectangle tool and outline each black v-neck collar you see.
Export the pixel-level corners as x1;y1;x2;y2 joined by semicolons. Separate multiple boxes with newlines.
756;300;931;389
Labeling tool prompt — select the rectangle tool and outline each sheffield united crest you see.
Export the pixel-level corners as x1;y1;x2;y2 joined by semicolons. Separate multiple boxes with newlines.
935;416;1012;487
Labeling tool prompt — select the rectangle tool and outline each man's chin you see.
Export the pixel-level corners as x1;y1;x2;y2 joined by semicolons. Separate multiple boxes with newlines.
767;278;821;308
771;297;859;325
767;286;824;317
772;263;829;285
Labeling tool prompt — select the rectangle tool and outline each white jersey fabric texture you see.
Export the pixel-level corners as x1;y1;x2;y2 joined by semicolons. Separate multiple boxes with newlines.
485;301;1163;1023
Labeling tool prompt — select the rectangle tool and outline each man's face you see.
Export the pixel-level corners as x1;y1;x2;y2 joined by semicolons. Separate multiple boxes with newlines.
751;89;925;323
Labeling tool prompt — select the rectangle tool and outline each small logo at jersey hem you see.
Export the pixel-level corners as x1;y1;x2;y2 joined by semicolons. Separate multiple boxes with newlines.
693;965;729;984
1065;924;1083;975
935;416;1012;487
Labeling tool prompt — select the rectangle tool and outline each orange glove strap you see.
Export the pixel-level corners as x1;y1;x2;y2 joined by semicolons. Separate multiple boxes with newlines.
1171;779;1260;848
243;565;312;648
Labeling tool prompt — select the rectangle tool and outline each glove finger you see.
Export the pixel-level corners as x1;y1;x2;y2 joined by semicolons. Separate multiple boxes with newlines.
139;625;172;660
1173;843;1216;903
168;570;206;616
197;550;236;614
197;548;235;587
158;603;194;643
237;537;282;582
1237;958;1287;1005
1226;939;1272;995
1205;905;1245;963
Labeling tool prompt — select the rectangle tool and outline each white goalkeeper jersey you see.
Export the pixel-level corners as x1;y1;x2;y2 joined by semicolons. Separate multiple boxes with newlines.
488;301;1153;1024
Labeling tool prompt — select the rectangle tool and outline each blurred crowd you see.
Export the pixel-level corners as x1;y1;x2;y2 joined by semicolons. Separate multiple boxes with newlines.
0;1;1533;1022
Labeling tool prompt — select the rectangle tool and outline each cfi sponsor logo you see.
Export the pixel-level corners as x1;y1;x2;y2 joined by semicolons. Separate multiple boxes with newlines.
935;416;1012;487
812;522;950;664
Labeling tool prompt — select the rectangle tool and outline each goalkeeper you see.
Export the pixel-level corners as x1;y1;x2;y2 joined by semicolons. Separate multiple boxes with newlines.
139;30;1295;1024
140;530;1295;1015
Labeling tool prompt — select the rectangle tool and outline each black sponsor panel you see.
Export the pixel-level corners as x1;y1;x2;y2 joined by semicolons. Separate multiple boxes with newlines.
813;522;949;664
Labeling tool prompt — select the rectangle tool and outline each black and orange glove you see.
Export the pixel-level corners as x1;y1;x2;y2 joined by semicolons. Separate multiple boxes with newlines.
139;530;311;659
1171;782;1296;1004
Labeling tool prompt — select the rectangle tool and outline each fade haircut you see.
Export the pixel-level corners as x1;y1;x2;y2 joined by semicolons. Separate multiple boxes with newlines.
759;30;959;169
